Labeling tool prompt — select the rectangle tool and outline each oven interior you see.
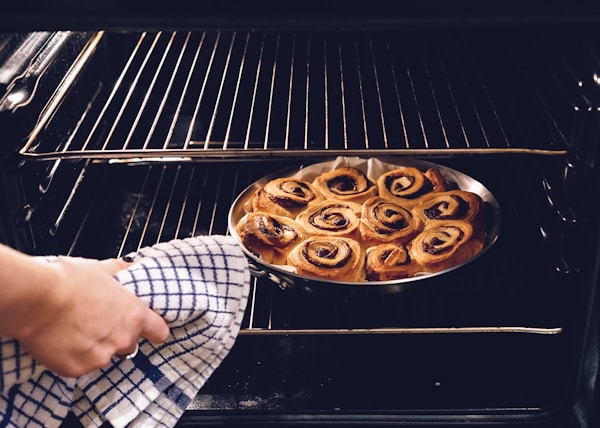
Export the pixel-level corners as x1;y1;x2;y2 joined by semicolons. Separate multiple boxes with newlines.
1;15;600;427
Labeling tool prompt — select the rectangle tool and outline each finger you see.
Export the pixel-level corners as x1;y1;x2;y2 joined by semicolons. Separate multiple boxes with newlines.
115;342;140;360
140;309;170;344
99;258;132;275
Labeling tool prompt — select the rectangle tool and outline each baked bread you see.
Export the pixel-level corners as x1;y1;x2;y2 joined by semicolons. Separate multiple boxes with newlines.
360;196;423;247
412;190;485;233
236;212;306;265
409;220;485;273
424;168;450;192
252;177;324;218
312;166;378;204
237;162;490;283
377;166;448;208
365;243;422;281
287;236;366;282
296;200;362;240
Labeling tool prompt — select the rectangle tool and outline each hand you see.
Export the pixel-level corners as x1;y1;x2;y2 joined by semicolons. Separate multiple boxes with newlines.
12;256;170;378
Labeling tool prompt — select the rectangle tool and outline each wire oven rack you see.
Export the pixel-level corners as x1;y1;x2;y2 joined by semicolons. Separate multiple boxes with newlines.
50;160;567;338
15;28;585;162
14;27;593;338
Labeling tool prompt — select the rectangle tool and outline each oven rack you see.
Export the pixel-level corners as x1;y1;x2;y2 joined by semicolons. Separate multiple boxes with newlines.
38;161;569;338
14;29;579;162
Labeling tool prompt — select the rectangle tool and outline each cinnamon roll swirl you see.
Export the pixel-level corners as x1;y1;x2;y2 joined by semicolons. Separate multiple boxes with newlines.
252;177;324;218
236;212;306;265
413;190;484;231
425;168;450;192
287;236;366;282
360;196;423;247
409;220;485;273
312;167;378;204
377;167;448;207
365;243;422;281
296;200;362;239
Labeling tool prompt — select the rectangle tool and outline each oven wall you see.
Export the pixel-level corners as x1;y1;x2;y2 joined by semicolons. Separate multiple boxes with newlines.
1;8;600;428
0;0;599;31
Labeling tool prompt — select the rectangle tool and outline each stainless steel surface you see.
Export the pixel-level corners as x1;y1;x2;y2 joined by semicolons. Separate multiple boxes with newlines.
0;32;52;85
239;326;563;335
0;32;71;111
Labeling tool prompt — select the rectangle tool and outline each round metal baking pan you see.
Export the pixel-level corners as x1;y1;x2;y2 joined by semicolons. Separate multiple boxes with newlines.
228;157;501;293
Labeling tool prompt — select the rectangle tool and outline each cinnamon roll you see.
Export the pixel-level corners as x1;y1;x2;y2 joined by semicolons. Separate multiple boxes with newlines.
377;166;447;207
413;190;484;231
296;200;362;239
425;168;450;192
312;167;378;204
236;212;306;265
365;243;422;281
287;236;366;282
360;196;423;247
409;220;485;273
252;177;324;218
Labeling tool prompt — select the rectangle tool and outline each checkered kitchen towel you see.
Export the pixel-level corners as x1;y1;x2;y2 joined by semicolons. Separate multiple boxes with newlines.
0;235;250;427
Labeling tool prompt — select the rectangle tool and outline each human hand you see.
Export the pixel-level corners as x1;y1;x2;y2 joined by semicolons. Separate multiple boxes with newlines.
13;256;170;378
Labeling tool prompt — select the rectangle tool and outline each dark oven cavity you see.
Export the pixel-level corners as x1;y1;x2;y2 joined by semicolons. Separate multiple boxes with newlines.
1;23;599;426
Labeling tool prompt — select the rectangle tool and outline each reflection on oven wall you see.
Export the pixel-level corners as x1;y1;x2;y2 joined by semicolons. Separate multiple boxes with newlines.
0;19;599;428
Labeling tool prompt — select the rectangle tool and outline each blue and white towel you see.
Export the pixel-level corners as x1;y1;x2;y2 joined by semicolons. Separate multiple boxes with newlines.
0;235;250;427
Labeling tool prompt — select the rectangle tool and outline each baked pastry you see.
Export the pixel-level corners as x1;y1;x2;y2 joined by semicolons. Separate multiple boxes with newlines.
252;177;324;218
287;236;366;282
312;166;378;204
236;161;492;283
424;168;450;192
377;166;448;207
236;212;306;265
360;196;423;247
409;220;485;273
365;243;422;281
296;200;362;239
413;190;484;231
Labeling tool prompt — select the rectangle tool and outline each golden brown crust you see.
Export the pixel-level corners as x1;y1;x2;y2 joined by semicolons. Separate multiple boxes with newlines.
409;220;485;273
237;164;490;283
412;190;485;232
312;167;378;204
236;212;306;265
365;243;423;281
376;166;438;207
252;177;324;218
287;236;366;282
424;168;450;192
296;200;362;240
360;196;423;247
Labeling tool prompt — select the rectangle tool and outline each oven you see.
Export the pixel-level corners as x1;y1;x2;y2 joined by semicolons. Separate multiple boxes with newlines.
1;2;599;427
